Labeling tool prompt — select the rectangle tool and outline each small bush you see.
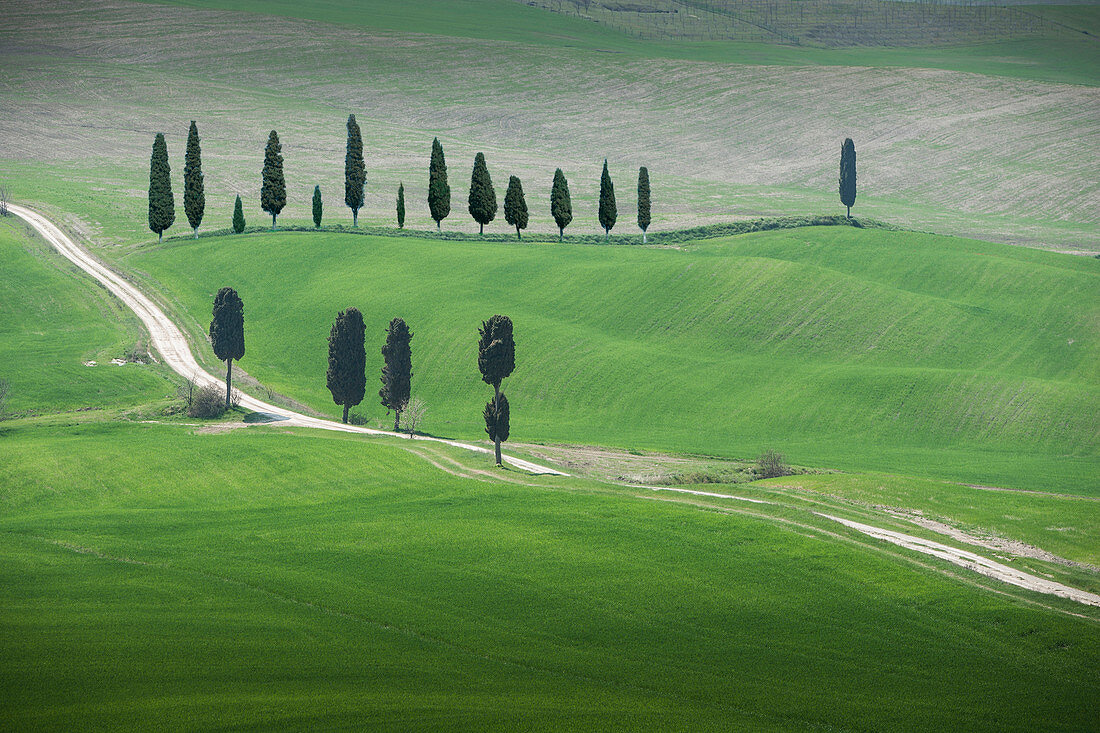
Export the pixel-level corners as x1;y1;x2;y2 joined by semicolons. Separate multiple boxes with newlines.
400;397;427;435
754;449;790;480
188;383;226;419
346;410;368;426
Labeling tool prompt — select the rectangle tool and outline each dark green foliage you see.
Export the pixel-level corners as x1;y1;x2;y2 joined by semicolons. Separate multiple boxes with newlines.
483;391;510;444
327;307;366;424
344;115;365;226
550;168;572;241
379;317;413;430
477;314;515;391
261;130;286;229
598;159;616;238
183;121;204;238
479;314;515;465
468;152;497;234
209;287;245;408
428;137;450;229
396;183;405;229
503;175;528;240
147;133;174;242
312;185;323;228
840;138;857;218
637;166;651;241
232;195;245;233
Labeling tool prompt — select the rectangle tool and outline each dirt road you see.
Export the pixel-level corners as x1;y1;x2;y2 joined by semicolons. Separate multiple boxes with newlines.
8;203;565;476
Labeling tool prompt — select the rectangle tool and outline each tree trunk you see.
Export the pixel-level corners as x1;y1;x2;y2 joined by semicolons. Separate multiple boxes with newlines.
225;358;232;409
493;383;502;466
559;227;563;242
480;222;484;235
342;404;349;424
846;205;850;219
272;213;277;230
158;231;163;243
643;231;647;244
193;227;199;240
353;210;358;227
437;220;441;230
516;225;521;240
394;410;400;431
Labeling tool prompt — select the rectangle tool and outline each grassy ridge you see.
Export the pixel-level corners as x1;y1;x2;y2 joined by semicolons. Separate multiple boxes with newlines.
126;226;1100;493
2;422;1098;730
0;219;169;417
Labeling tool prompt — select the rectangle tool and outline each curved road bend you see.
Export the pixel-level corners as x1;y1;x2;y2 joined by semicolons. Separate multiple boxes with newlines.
9;203;565;476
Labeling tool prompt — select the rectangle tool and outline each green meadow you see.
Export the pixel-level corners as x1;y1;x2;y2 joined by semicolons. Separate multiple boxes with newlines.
125;226;1100;493
2;421;1098;731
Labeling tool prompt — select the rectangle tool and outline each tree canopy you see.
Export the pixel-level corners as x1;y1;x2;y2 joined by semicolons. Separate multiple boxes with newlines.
327;307;366;424
183;121;204;238
503;175;528;240
379;317;414;431
209;286;245;408
840;138;857;218
428;137;451;229
261;130;286;228
147;133;174;241
637;166;651;241
345;114;365;226
598;159;617;238
468;152;497;234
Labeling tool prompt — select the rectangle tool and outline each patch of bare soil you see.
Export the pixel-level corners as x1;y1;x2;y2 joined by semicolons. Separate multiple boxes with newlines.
513;441;752;485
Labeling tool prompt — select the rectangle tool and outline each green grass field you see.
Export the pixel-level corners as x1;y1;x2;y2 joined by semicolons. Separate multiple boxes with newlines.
2;421;1098;731
124;226;1100;494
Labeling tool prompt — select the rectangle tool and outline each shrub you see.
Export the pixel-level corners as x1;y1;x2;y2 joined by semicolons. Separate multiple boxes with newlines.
188;383;226;419
0;378;9;418
400;397;427;435
755;449;790;480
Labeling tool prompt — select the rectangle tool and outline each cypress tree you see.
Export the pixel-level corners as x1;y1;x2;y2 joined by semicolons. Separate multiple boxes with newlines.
598;159;617;239
839;138;857;219
477;314;515;466
483;392;510;452
312;185;323;228
379;317;413;431
637;166;651;243
428;137;451;230
232;195;246;233
261;130;286;229
183;121;204;239
550;168;572;242
147;133;174;242
468;152;497;234
326;307;366;424
344;114;365;226
396;183;405;229
209;287;245;409
503;175;528;240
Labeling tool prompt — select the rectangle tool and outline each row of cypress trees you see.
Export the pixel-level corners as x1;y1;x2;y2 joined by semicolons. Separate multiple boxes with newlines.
147;119;653;241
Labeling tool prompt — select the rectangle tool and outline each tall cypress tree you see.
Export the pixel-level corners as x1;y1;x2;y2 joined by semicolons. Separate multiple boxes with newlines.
312;185;323;228
147;133;174;242
209;287;245;409
261;130;286;229
468;152;497;234
327;307;366;424
379;317;413;431
839;138;857;219
503;175;528;240
232;195;246;233
345;114;365;226
478;314;515;466
550;168;572;242
396;183;405;229
428;137;451;230
637;166;651;243
183;121;204;239
598;159;617;239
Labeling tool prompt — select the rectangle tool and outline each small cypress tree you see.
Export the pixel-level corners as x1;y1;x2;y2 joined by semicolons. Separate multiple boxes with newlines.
183;121;204;239
839;138;857;219
209;287;245;409
261;130;286;229
396;183;405;229
598;159;617;239
326;307;366;424
483;392;510;452
379;317;413;431
468;152;497;234
428;137;451;230
232;195;246;233
550;168;572;242
503;175;528;240
147;133;174;242
478;314;515;466
637;166;651;243
312;185;323;228
345;114;365;226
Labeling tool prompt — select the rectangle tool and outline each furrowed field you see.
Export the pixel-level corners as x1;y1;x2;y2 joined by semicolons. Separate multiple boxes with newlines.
2;0;1099;730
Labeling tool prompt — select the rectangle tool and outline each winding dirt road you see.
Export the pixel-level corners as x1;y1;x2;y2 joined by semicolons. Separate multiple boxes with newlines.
9;203;565;475
13;203;1100;609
